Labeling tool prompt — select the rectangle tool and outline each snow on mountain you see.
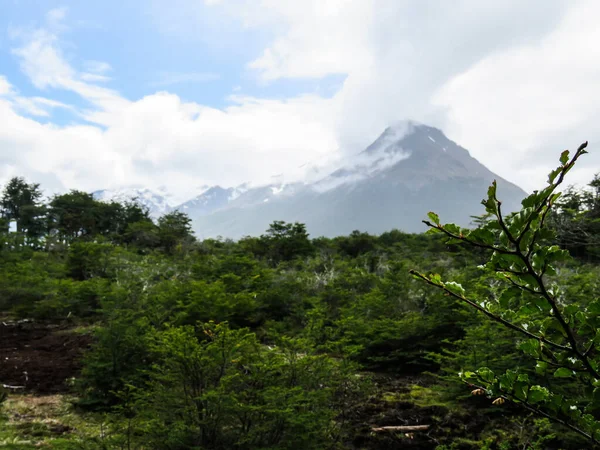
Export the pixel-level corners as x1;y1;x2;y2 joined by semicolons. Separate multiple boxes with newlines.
92;187;173;219
190;122;529;239
173;186;233;216
229;183;250;201
91;121;529;239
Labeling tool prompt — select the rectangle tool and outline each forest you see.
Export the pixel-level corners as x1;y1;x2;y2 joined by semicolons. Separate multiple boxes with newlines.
2;145;600;449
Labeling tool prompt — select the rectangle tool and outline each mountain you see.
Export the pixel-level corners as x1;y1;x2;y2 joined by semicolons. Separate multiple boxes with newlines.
190;122;528;239
92;187;173;219
174;184;249;216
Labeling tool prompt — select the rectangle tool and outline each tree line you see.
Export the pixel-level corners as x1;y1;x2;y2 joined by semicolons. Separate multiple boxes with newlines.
2;147;600;448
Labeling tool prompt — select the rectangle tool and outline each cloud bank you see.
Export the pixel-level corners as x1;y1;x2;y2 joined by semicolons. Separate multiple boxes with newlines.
1;1;599;202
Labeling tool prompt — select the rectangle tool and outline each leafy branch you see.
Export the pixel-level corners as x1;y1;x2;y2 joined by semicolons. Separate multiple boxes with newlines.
412;141;600;444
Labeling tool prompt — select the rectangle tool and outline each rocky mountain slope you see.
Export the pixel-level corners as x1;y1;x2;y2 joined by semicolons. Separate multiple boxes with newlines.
189;122;527;239
92;122;527;239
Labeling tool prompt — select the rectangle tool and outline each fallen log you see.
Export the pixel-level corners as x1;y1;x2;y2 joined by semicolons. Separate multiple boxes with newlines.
371;425;430;432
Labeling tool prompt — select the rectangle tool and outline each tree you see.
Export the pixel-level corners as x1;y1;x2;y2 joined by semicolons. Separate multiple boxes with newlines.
259;221;314;265
0;176;45;240
48;190;99;241
334;230;377;258
157;210;194;253
130;322;360;449
547;175;600;261
122;220;160;251
411;141;600;445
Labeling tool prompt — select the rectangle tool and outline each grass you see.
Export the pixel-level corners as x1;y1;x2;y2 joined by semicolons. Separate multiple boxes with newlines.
0;394;104;448
54;323;100;336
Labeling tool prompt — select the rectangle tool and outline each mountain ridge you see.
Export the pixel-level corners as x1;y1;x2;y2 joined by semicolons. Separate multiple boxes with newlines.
92;122;527;238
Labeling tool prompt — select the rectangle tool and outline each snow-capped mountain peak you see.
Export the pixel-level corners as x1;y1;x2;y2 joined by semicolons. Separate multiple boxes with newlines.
92;187;172;219
92;122;528;240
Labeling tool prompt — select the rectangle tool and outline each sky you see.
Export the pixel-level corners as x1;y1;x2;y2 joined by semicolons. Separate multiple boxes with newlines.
1;0;599;202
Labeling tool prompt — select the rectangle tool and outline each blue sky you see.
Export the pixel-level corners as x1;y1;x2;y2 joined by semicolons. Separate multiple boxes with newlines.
0;0;343;120
1;0;599;201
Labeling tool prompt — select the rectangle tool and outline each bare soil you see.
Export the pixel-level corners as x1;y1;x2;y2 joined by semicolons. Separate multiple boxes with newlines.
0;320;93;394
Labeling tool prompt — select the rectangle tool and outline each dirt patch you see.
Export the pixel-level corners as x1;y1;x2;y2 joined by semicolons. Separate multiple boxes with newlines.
0;321;93;394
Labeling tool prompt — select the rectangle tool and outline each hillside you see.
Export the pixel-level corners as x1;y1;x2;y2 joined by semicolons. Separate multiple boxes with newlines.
0;143;597;450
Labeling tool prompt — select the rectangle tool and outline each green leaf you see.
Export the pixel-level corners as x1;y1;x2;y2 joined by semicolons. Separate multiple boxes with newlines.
477;367;495;383
588;300;600;316
430;273;443;284
531;251;545;271
467;228;495;246
535;361;548;375
519;339;541;358
592;387;600;404
548;168;562;184
499;370;517;391
528;385;550;404
564;304;579;323
513;381;528;401
521;191;540;208
547;393;564;413
560;150;570;165
445;281;465;297
482;181;499;214
427;212;440;226
498;287;521;309
517;374;530;383
554;367;575;378
533;296;552;313
487;181;498;201
444;223;461;236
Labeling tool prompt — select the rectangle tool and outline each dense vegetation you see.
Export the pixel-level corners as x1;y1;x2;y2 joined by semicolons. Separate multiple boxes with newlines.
1;145;600;449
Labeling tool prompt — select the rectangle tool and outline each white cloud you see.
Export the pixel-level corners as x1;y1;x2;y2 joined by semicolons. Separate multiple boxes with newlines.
197;0;595;191
184;0;570;156
83;60;112;74
12;97;73;117
2;0;600;205
433;0;600;191
0;75;73;117
10;9;128;123
1;10;338;200
46;7;69;31
150;72;220;87
11;28;75;90
245;0;375;81
80;73;112;83
0;76;14;96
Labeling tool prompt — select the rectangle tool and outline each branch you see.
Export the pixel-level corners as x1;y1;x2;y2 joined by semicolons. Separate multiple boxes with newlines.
526;201;553;259
493;148;600;379
409;270;571;353
519;248;599;378
519;401;597;445
466;380;597;446
422;220;516;255
496;201;519;248
497;267;531;278
527;144;588;255
503;275;539;296
371;425;430;432
585;341;595;357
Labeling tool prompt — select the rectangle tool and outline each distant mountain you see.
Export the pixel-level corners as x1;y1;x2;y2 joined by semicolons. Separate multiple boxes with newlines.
91;122;528;238
189;122;528;239
92;187;173;219
173;184;249;217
